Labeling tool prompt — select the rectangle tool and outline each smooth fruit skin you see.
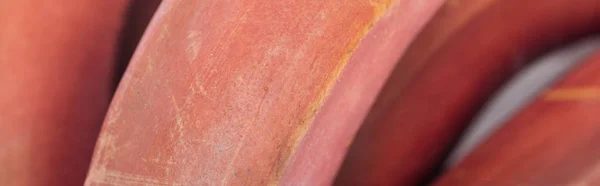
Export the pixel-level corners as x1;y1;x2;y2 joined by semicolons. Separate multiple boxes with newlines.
337;0;600;185
278;0;444;184
335;0;499;184
446;36;600;167
0;0;129;185
84;0;443;185
434;50;600;185
114;0;163;87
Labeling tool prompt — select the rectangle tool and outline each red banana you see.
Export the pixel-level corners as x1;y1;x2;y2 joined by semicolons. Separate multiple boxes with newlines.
337;0;600;185
435;50;600;185
84;0;443;185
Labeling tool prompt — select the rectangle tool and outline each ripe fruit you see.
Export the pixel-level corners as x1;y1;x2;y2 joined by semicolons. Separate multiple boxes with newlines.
434;50;600;185
338;0;600;185
85;0;444;185
0;1;129;185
